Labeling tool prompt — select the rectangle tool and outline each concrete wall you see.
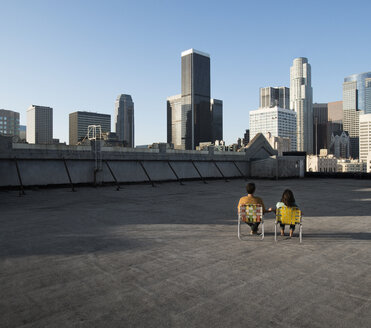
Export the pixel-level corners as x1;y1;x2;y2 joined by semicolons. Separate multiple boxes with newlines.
0;136;302;188
250;156;305;179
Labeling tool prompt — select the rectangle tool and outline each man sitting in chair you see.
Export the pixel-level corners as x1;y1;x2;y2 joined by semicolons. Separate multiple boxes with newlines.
238;182;267;234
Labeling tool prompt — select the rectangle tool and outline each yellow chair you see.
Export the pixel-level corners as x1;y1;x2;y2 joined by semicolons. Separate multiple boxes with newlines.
275;207;303;243
238;204;264;240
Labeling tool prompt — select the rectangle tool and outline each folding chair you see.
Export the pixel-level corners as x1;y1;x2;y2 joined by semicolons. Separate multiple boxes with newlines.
275;207;303;243
238;204;264;240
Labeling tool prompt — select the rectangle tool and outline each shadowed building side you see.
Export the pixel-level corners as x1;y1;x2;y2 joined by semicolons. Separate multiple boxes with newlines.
69;111;111;145
26;105;53;144
115;94;134;147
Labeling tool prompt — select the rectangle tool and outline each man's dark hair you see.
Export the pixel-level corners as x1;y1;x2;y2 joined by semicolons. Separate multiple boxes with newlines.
281;189;296;207
246;182;256;194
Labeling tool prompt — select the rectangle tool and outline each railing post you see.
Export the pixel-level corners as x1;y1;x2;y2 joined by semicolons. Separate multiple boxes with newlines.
191;160;207;184
233;161;247;181
213;160;228;182
167;161;183;185
63;158;75;192
139;161;155;187
14;157;25;196
105;160;120;191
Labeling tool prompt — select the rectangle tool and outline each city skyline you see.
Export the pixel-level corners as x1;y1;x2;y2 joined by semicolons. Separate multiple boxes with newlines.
1;1;371;145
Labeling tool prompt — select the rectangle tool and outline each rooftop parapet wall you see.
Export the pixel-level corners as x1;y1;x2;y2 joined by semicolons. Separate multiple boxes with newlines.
0;134;304;188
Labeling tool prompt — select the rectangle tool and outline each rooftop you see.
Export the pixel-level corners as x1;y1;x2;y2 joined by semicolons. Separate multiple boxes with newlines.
1;178;370;327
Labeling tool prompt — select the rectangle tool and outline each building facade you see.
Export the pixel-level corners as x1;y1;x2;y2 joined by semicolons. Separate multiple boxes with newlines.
359;113;371;162
114;94;134;147
344;71;371;113
307;154;337;173
19;125;26;141
167;49;222;150
181;49;211;149
69;111;111;145
265;132;290;156
210;98;223;142
0;109;20;137
249;106;297;151
329;131;350;159
365;78;371;115
243;129;250;146
313;103;328;155
26;105;53;144
290;57;313;153
328;101;343;123
259;87;290;109
167;94;182;149
343;80;362;158
337;159;366;173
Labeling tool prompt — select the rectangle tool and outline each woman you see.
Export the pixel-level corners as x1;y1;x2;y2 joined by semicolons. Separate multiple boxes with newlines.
271;189;299;237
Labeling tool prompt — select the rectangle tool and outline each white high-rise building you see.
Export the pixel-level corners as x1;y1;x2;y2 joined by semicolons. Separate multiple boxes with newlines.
26;105;53;144
249;106;297;151
359;113;371;162
114;94;134;147
290;57;313;153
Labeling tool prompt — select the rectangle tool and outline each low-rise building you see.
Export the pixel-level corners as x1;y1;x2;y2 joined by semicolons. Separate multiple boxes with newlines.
367;153;371;173
307;152;337;173
337;159;367;172
329;131;350;158
264;132;290;156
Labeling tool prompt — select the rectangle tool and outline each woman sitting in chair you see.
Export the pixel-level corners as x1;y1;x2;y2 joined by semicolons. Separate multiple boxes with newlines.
270;189;299;237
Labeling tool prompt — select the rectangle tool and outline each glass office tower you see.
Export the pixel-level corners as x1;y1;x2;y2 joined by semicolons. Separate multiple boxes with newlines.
114;94;134;147
181;49;212;150
344;71;371;113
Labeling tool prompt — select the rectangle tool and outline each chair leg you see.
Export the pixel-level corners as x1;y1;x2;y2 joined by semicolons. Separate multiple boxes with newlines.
261;221;264;240
299;224;302;243
274;222;277;242
238;217;241;240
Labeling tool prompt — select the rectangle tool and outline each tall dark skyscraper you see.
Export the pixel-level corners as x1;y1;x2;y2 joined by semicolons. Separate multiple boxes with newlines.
313;103;328;154
167;49;222;150
210;98;223;141
115;94;134;147
181;49;212;149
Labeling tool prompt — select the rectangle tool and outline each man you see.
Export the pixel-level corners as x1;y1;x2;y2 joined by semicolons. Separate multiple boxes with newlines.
237;182;267;234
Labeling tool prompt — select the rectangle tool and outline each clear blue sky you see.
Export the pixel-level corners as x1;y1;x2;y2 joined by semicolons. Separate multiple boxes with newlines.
1;0;370;145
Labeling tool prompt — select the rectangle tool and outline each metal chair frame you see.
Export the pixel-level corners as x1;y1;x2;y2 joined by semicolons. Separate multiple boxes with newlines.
238;204;264;240
275;206;303;243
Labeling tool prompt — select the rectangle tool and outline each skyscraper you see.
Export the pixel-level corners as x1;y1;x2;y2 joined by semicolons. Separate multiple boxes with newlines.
359;113;371;162
69;111;111;145
167;49;222;150
0;109;20;137
259;87;290;109
290;57;313;153
344;71;371;113
365;78;371;114
26;105;53;144
167;94;182;148
210;98;223;141
343;79;362;158
115;94;134;147
249;106;297;151
181;49;212;149
313;103;328;154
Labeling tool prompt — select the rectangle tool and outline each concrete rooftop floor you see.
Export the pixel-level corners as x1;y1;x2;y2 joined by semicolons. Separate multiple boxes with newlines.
1;178;371;328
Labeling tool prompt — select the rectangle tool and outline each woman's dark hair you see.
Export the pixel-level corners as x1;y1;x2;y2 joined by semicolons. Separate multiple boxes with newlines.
281;189;296;207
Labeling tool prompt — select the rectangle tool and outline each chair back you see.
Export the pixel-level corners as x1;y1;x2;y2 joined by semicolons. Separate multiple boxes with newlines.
276;206;301;225
239;204;263;223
